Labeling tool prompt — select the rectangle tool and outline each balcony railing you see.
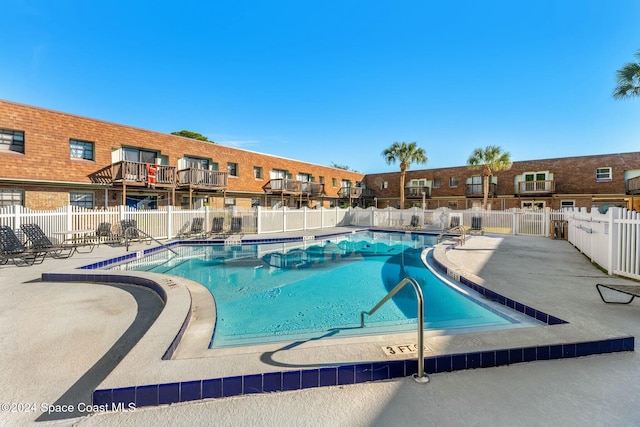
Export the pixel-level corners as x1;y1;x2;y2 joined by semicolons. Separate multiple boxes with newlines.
177;168;228;190
264;179;324;196
466;182;497;197
405;186;431;198
111;161;176;187
628;176;640;195
338;187;375;198
517;180;556;194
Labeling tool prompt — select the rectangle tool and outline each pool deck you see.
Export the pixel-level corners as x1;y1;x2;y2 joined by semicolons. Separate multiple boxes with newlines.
2;228;640;426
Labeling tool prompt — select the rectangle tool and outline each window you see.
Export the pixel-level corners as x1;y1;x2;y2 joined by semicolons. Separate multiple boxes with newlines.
70;192;94;208
228;162;238;177
380;181;388;190
70;139;94;160
298;173;312;182
0;128;24;153
224;197;236;207
251;197;261;207
123;147;157;163
0;189;24;207
596;167;612;182
211;162;219;171
254;166;263;179
448;201;458;210
319;176;325;184
332;178;338;187
433;178;442;188
184;156;209;169
449;177;458;187
560;200;575;210
341;179;352;188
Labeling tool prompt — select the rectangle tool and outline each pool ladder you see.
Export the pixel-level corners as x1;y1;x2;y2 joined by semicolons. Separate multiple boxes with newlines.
436;225;467;245
124;226;179;255
360;277;430;383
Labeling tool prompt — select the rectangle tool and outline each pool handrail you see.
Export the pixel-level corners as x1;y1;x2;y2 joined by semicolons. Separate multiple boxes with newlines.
360;277;430;383
124;225;179;255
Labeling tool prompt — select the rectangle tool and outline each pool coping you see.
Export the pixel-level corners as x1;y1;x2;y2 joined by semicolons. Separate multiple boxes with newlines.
43;229;635;410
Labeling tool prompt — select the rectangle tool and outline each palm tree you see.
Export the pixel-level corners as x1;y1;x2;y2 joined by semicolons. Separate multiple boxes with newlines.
613;49;640;100
467;146;512;210
381;141;427;209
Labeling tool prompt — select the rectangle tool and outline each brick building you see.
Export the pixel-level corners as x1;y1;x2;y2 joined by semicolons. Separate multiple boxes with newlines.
1;99;639;212
365;153;640;211
0;100;365;210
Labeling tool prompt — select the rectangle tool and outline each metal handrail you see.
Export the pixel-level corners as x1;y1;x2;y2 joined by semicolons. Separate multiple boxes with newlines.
360;277;430;383
436;225;467;244
124;226;179;255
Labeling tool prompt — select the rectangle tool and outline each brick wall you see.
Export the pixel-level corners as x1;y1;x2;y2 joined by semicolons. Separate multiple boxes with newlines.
0;100;365;209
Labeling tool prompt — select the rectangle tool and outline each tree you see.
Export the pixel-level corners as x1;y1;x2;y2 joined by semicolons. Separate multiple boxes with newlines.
171;130;214;142
330;162;359;172
467;146;512;210
613;49;640;100
381;141;427;209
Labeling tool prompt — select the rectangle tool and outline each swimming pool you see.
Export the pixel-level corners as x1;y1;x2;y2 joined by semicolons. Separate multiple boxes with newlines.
110;231;522;347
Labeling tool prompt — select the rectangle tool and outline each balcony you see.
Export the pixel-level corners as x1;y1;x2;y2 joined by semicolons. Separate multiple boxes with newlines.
111;161;176;188
338;187;374;198
628;176;640;195
263;179;324;197
466;182;497;198
405;186;431;199
517;180;556;195
177;168;228;191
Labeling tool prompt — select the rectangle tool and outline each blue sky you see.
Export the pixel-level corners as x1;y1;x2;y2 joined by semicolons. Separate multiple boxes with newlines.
2;0;639;173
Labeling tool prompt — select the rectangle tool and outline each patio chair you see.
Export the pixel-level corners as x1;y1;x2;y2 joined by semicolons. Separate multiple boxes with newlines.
119;219;151;245
596;284;640;304
95;222;116;243
403;215;423;230
0;225;48;266
20;223;77;258
183;217;206;238
230;217;243;234
211;217;225;235
469;216;484;235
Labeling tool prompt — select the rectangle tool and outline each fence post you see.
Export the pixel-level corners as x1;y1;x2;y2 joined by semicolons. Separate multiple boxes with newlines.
512;210;517;235
303;206;308;230
66;205;73;231
282;206;287;233
167;205;174;239
256;206;262;234
320;207;325;229
13;205;22;230
607;207;619;275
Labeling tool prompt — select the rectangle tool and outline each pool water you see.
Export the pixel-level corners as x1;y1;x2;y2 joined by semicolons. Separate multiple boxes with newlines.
111;232;516;347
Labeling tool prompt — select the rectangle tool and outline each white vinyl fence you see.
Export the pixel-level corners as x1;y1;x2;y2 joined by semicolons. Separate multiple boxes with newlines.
0;205;571;241
568;207;640;280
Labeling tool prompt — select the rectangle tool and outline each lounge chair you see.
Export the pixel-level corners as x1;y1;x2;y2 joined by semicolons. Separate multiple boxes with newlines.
211;217;225;235
403;215;423;230
0;225;48;266
469;216;484;235
20;223;77;258
596;284;640;304
182;217;206;238
230;217;242;234
96;222;116;243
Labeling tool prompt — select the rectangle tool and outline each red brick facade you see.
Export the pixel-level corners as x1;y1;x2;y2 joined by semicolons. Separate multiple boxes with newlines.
0;100;365;209
365;153;640;211
2;99;639;211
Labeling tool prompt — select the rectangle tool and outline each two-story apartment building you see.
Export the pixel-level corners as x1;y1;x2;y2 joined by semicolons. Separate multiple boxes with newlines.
365;153;640;211
1;99;639;212
0;100;365;210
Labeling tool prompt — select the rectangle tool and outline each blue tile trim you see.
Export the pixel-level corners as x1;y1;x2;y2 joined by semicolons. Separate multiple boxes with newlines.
430;255;569;327
93;336;634;409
